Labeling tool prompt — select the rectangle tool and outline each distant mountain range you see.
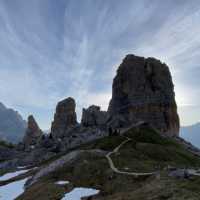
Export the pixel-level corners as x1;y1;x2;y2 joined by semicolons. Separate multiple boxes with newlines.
0;102;26;143
180;122;200;148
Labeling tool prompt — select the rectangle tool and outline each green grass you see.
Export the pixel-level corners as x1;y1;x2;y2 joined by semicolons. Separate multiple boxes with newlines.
125;126;177;146
38;136;124;168
110;127;200;172
178;176;200;193
79;135;125;151
17;180;67;200
40;152;143;196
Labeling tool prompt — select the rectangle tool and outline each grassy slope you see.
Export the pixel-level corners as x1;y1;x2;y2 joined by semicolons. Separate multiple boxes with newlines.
17;127;200;200
112;127;200;172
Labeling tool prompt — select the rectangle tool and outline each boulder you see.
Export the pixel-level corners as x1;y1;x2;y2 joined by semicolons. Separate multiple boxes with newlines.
23;115;43;149
108;54;180;136
81;105;107;127
51;97;78;138
168;169;190;179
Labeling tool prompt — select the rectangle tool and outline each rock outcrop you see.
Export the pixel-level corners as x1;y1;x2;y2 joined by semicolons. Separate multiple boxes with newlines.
51;97;78;138
108;54;180;136
81;105;107;127
27;149;106;187
23;115;43;149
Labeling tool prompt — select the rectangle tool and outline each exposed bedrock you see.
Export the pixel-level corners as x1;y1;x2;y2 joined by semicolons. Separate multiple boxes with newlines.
51;97;78;138
22;115;43;149
108;54;180;136
81;105;107;127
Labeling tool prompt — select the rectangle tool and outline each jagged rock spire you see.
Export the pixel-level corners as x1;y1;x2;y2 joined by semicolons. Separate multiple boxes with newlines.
51;97;77;138
23;115;43;148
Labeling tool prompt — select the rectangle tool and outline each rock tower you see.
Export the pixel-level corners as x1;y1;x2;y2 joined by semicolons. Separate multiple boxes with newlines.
51;97;77;138
108;54;180;136
81;105;107;127
23;115;43;148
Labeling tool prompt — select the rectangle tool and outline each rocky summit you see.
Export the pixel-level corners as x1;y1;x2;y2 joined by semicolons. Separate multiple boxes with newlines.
81;105;107;127
22;115;43;149
51;97;78;138
108;54;180;136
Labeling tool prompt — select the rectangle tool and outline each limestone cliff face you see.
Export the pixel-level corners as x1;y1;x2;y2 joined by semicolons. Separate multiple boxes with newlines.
23;115;43;148
51;97;77;138
81;105;107;127
108;54;180;136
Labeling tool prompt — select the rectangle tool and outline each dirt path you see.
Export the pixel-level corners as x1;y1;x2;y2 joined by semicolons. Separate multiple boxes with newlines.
105;137;155;177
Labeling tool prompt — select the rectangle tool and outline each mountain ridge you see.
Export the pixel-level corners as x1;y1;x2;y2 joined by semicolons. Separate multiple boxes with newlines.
181;122;200;148
0;102;26;143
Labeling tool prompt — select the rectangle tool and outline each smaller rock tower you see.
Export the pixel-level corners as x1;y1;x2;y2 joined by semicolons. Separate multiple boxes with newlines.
81;105;107;127
23;115;43;149
51;97;77;138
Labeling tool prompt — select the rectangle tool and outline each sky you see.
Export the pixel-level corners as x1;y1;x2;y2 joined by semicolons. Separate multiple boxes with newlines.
0;0;199;129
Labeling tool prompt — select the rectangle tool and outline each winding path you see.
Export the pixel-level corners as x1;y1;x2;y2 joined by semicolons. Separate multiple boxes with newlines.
105;137;156;177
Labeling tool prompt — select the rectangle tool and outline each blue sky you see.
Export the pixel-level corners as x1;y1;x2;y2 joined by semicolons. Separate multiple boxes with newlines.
0;0;199;129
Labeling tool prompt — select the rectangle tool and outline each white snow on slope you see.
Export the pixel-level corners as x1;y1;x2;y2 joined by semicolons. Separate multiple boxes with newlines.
61;187;99;200
0;178;28;200
17;166;28;169
55;181;69;185
0;169;29;181
188;169;200;176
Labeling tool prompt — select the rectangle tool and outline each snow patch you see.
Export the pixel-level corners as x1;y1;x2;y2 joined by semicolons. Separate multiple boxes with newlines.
55;181;69;185
0;169;29;181
0;178;28;200
61;187;99;200
17;166;28;169
188;169;200;176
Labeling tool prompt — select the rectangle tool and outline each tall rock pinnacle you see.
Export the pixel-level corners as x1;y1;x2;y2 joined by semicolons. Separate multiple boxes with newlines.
23;115;43;148
108;54;180;136
51;97;77;138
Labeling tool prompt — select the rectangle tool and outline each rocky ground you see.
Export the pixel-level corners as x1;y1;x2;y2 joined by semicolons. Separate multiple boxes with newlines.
1;126;200;200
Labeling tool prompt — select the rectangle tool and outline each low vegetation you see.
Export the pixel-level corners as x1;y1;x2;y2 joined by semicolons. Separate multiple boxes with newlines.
11;127;200;199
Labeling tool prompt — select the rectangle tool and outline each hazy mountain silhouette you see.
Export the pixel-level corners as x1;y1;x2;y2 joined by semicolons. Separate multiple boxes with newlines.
181;122;200;148
0;102;26;143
